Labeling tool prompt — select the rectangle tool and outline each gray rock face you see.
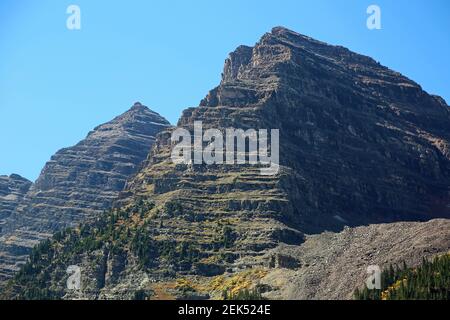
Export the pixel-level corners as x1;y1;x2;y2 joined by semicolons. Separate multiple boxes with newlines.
0;174;32;232
197;26;450;232
17;102;170;231
0;103;170;280
0;174;33;281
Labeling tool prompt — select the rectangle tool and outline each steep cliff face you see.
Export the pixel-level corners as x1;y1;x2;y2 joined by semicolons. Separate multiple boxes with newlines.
0;103;170;280
195;26;450;231
2;27;450;300
0;174;31;232
0;174;33;281
126;26;450;234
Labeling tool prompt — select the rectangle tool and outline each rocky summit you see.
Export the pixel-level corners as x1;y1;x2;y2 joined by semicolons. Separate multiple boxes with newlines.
0;103;170;281
2;27;450;300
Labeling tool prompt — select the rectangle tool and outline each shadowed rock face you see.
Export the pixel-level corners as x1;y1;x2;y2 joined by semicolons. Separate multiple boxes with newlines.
0;103;170;280
128;26;450;235
2;27;450;300
106;26;450;288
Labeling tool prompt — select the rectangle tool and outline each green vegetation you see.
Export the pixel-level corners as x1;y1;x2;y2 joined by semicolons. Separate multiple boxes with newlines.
131;226;158;268
133;289;152;300
212;221;237;250
10;239;62;300
131;227;201;270
354;254;450;300
164;200;183;217
221;226;236;248
3;195;213;300
4;199;159;299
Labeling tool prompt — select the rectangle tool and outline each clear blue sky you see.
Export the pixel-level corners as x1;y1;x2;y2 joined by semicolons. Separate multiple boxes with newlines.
1;0;449;181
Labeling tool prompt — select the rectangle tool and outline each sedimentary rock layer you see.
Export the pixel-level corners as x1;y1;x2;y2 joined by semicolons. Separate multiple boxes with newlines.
0;103;170;280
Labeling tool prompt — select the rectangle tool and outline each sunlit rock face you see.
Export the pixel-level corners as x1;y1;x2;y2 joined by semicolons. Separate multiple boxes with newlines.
0;103;170;280
0;174;32;230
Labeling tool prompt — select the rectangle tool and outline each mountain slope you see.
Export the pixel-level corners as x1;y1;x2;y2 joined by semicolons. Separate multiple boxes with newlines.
0;174;31;232
0;103;170;280
262;219;450;299
354;252;450;300
2;27;450;299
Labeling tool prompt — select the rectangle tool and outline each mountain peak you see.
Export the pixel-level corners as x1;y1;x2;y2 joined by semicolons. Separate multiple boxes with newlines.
0;102;171;280
219;26;334;87
270;25;300;36
268;26;325;44
129;101;147;112
8;174;30;183
89;103;170;137
124;102;169;123
207;26;427;108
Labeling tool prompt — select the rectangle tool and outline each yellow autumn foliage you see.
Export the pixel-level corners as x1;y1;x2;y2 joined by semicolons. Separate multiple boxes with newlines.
208;269;268;296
